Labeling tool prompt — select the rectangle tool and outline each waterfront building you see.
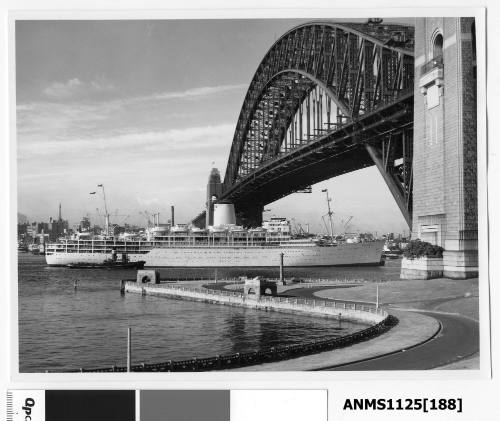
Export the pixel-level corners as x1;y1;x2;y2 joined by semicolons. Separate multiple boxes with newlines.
80;216;91;231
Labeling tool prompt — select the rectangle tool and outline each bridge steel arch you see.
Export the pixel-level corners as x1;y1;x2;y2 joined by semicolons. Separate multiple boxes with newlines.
217;21;415;227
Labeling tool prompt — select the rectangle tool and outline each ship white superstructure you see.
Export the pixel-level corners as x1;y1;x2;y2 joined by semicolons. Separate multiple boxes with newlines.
45;204;383;267
45;226;384;267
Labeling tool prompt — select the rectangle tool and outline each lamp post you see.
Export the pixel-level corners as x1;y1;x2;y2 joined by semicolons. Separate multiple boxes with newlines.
127;327;132;372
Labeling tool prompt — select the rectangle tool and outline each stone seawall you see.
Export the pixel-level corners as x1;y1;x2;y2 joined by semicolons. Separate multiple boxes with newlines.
400;256;444;280
124;281;387;325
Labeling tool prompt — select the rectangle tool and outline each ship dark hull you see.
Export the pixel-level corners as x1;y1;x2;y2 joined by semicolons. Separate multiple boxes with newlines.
65;261;145;269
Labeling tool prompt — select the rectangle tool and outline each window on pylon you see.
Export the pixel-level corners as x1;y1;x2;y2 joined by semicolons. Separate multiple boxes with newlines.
433;33;443;59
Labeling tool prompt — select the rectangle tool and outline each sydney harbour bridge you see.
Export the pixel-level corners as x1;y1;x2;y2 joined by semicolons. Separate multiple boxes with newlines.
193;20;415;228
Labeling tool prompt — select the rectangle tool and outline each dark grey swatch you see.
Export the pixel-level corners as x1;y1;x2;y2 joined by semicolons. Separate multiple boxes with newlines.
141;390;230;421
45;390;135;421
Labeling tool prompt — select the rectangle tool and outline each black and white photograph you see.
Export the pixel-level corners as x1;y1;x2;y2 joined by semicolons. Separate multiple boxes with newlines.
13;15;485;374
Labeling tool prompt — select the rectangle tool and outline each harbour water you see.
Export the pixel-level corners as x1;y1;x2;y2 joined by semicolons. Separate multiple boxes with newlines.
18;253;402;372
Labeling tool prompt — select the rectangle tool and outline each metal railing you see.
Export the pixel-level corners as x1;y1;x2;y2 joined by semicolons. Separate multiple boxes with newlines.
131;276;385;285
128;282;388;315
66;281;396;372
420;55;443;76
73;314;398;373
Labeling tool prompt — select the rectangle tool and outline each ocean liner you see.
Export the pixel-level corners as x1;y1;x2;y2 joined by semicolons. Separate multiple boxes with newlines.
45;204;384;268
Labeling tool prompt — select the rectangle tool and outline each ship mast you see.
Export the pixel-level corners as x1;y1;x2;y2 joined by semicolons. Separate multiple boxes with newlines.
321;188;334;242
98;184;110;236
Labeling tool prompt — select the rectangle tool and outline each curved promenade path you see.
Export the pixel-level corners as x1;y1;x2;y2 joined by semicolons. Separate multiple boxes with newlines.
223;282;479;371
325;311;478;370
292;286;478;370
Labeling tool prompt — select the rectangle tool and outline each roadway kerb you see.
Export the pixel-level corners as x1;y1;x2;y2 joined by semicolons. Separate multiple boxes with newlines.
201;280;441;371
183;279;477;371
224;308;440;371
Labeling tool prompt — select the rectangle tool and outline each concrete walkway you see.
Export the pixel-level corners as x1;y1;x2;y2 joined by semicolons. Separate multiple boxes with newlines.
184;279;476;370
225;309;440;371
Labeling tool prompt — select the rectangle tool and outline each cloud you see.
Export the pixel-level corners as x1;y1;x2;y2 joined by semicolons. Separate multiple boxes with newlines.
17;82;245;141
38;80;245;104
16;81;247;222
136;196;162;207
42;78;115;100
16;103;36;112
18;123;234;158
150;84;247;102
17;122;235;196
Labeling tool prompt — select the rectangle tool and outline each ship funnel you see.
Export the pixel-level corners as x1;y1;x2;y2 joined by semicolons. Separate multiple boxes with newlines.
213;203;236;226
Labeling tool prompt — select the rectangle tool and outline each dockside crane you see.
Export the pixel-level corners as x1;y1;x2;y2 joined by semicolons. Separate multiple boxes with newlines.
139;211;153;228
342;216;354;233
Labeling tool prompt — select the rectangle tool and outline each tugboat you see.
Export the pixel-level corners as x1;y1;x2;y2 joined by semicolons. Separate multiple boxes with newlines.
66;250;145;269
382;243;403;260
18;242;29;252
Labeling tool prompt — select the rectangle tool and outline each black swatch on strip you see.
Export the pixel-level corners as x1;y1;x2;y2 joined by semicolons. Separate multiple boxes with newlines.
141;390;230;421
45;390;135;421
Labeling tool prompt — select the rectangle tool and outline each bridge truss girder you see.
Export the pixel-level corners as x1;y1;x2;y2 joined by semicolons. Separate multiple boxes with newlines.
364;127;413;227
215;21;415;227
222;94;413;227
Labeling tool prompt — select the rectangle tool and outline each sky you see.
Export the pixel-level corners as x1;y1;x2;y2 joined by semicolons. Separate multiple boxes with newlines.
16;18;411;235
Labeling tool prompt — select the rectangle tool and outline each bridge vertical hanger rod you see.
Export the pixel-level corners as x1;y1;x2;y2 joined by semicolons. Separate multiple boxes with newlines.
318;88;322;130
293;114;300;146
306;93;311;141
317;87;320;133
326;96;331;127
318;87;323;130
312;88;316;137
402;130;407;194
315;86;321;130
299;102;303;144
316;86;319;133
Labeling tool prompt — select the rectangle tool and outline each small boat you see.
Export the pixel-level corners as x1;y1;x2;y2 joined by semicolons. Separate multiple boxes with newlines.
383;252;402;260
66;260;145;269
18;243;29;252
28;243;42;255
66;252;145;269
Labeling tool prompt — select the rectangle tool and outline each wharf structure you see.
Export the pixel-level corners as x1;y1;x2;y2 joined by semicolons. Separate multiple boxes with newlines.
123;280;388;325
